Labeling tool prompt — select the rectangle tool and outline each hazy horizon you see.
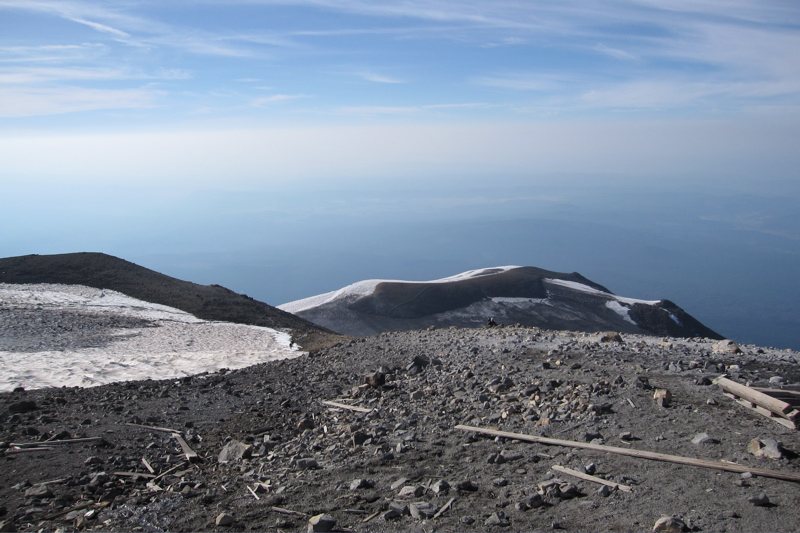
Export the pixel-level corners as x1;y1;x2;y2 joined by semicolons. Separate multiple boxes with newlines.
2;1;799;349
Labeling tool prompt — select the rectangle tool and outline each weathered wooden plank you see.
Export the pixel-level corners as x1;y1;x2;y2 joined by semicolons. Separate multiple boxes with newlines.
551;465;632;492
716;376;793;415
455;425;800;483
320;400;372;413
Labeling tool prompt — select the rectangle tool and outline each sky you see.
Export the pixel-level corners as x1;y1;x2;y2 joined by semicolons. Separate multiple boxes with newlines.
2;1;800;348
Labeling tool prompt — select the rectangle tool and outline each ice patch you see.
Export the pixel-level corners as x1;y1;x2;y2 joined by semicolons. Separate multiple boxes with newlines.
606;300;637;325
0;283;301;392
546;279;661;306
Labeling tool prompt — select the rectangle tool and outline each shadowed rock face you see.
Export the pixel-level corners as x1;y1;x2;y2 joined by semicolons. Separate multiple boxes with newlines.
284;267;724;339
0;252;330;335
349;267;608;319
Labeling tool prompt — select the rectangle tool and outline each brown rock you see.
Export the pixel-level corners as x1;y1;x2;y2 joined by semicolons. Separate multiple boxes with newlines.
653;389;672;408
653;516;686;532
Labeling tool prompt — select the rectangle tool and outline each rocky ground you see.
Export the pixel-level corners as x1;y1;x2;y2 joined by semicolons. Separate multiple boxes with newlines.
2;325;800;532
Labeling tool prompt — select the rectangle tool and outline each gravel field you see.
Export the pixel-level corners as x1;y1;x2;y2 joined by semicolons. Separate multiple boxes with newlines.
2;316;800;532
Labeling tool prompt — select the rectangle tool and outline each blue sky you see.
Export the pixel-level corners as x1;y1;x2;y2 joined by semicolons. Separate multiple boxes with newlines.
2;1;800;348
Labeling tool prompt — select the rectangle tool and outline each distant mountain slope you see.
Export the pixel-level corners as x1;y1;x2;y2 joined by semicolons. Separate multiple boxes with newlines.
279;266;724;339
0;252;330;335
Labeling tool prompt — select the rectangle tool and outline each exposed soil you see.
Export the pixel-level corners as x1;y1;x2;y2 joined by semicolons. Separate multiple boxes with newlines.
2;325;800;532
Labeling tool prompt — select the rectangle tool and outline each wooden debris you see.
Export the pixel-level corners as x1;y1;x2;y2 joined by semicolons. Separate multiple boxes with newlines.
141;457;155;474
247;485;261;500
432;497;456;520
716;375;798;429
551;465;632;492
152;462;188;482
43;501;92;520
320;400;372;413
10;437;104;448
4;446;55;454
362;510;382;523
455;424;800;483
172;433;200;462
272;506;309;517
126;422;183;434
114;471;157;479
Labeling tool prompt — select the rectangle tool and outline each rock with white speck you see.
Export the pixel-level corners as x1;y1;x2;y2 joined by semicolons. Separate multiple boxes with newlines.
307;514;336;532
653;516;686;532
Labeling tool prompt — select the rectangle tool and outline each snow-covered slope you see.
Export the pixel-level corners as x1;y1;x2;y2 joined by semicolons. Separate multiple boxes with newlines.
0;283;303;392
278;266;722;339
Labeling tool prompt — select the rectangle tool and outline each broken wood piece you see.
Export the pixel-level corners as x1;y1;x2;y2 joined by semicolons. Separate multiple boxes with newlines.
715;376;794;416
11;437;104;448
4;447;54;454
362;510;382;523
432;497;456;520
141;457;155;474
171;433;200;462
247;485;260;500
455;425;800;483
320;400;372;413
271;506;309;517
126;422;183;434
43;501;94;520
152;462;188;482
113;471;157;479
551;465;632;492
723;394;797;429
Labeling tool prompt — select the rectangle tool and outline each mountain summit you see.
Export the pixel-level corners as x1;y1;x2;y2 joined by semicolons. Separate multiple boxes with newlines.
279;266;723;339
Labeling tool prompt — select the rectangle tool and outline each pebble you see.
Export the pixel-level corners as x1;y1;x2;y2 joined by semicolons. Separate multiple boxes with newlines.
652;516;686;532
215;512;234;527
409;501;438;519
485;511;511;527
748;493;771;507
307;513;336;532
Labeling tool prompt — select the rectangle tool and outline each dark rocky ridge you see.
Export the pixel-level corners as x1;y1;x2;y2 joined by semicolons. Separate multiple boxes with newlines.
0;252;335;349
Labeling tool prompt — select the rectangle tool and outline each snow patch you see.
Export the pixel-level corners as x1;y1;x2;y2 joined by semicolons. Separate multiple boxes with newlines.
606;300;637;325
0;283;301;392
279;266;523;313
546;279;661;306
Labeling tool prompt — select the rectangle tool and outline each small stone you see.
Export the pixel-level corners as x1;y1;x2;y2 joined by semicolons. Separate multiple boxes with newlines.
409;501;438;519
747;438;784;459
691;432;717;445
619;432;633;442
653;516;686;532
748;493;771;507
382;510;401;521
24;485;53;499
410;390;424;401
653;389;672;408
597;485;612;497
397;485;424;498
431;480;450;494
295;458;319;470
713;340;741;354
584;463;597;475
524;494;544;509
456;480;479;492
349;478;373;490
461;516;476;525
307;513;336;532
217;440;253;463
485;511;511;527
493;478;508;487
388;501;409;515
215;512;234;527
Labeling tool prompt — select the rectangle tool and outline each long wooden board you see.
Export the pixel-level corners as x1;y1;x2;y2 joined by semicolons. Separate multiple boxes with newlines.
455;425;800;483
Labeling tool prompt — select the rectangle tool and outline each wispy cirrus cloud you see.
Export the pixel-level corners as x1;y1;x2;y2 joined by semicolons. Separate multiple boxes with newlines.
0;85;160;117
